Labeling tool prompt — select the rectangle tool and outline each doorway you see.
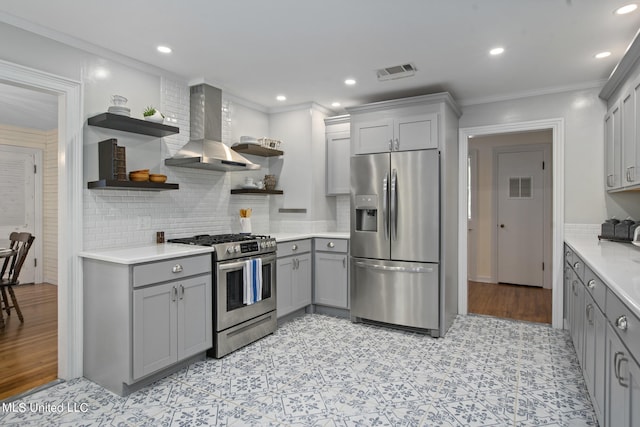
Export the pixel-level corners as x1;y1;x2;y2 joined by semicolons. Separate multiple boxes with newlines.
0;60;84;394
458;119;565;329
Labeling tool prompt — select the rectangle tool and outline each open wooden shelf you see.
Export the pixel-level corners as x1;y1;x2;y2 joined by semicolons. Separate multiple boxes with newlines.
231;143;283;157
88;113;179;137
88;179;179;191
230;188;283;195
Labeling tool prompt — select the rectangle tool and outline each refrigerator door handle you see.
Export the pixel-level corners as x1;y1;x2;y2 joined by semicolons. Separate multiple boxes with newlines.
391;168;398;241
383;173;389;240
354;260;434;274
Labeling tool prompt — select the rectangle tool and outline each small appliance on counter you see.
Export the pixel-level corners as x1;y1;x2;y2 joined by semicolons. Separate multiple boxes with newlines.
599;217;639;242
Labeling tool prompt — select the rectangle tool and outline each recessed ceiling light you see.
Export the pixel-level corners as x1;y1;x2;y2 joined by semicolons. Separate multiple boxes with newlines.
276;95;286;101
595;51;612;59
615;3;638;14
331;102;341;107
489;47;505;56
157;45;172;54
344;79;356;85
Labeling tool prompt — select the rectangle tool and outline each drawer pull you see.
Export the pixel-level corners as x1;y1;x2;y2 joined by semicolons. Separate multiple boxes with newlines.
328;242;335;248
172;264;183;273
573;261;580;269
587;279;595;289
616;315;628;331
292;244;298;251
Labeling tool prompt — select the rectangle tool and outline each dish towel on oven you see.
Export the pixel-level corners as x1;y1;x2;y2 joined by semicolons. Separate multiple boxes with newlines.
243;258;263;305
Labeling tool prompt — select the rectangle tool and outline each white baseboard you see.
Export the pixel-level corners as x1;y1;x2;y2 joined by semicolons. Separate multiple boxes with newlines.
468;276;495;284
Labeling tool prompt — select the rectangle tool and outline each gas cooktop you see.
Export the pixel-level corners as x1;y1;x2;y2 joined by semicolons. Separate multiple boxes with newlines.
168;233;276;261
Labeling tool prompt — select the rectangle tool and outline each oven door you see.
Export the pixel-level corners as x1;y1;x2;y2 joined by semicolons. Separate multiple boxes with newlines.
216;252;276;331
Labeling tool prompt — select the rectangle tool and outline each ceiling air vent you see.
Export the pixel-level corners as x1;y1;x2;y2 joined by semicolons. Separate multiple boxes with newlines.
376;63;417;81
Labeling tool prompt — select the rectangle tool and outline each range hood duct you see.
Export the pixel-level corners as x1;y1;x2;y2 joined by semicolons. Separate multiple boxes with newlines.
165;84;259;171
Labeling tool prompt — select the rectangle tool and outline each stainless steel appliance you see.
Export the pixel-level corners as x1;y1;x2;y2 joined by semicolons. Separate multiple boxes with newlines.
168;234;277;357
350;150;441;335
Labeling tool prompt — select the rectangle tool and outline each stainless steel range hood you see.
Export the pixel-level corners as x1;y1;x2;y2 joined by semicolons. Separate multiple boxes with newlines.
165;84;259;171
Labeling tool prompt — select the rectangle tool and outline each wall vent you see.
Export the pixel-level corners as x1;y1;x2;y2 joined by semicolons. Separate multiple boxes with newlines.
376;63;417;81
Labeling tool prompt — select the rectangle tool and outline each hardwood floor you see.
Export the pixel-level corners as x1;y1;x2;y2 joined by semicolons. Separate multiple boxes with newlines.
468;280;552;324
0;283;57;400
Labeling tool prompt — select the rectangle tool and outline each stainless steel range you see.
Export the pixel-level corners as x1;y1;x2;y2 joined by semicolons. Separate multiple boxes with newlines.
168;234;277;358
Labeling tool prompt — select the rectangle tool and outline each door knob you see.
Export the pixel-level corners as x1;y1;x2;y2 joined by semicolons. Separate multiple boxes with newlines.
500;224;505;228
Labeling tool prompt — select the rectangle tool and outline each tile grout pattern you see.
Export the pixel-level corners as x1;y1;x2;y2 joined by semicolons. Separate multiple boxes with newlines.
0;314;597;426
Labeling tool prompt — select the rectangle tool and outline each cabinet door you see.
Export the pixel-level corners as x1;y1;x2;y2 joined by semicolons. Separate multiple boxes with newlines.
277;257;294;317
606;324;640;427
292;253;312;310
570;278;585;366
326;131;351;195
394;113;438;151
605;102;622;190
353;118;394;154
583;292;605;423
622;90;636;186
314;252;348;308
177;275;212;360
133;283;178;379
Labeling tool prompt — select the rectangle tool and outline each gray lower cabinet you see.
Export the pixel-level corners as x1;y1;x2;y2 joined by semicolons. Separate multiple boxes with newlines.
277;239;312;318
133;274;212;379
605;323;640;427
313;238;349;309
582;291;606;423
83;253;212;395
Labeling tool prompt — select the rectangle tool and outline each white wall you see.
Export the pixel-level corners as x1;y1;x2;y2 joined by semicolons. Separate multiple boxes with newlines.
461;88;609;224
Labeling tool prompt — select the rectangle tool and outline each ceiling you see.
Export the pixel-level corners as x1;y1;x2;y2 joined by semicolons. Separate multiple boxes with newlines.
1;0;640;121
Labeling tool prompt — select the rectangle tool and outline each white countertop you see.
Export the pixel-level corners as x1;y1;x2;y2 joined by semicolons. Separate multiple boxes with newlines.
271;232;350;242
79;243;215;265
565;233;640;318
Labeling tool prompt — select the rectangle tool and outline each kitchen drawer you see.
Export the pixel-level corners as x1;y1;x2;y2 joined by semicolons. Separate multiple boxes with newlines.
315;238;348;253
564;244;574;266
606;287;640;363
571;253;585;283
583;266;607;312
277;239;312;258
133;254;211;288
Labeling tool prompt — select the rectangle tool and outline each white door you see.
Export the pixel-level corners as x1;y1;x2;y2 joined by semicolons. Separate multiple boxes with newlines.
0;145;40;283
467;149;478;280
496;149;546;287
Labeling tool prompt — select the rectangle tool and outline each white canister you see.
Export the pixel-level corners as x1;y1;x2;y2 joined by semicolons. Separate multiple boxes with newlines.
239;217;252;234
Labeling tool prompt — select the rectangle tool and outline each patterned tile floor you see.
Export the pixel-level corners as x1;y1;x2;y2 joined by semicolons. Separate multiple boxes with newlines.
0;314;597;426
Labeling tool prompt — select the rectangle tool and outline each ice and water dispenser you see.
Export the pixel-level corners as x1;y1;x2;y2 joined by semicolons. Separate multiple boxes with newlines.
354;195;378;232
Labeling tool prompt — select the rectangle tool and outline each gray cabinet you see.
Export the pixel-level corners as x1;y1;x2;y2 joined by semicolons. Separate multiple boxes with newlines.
133;274;212;379
314;238;349;309
605;102;622;190
352;112;438;155
276;239;312;318
325;115;350;195
83;253;212;395
583;291;606;423
605;323;640;427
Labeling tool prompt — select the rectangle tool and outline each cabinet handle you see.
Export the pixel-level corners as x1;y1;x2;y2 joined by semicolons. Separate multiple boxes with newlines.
565;250;571;258
631;166;636;182
573;261;580;270
394;138;399;151
585;304;593;324
171;286;177;302
292;244;298;251
626;168;632;183
343;257;346;268
616;315;628;331
615;351;630;388
607;174;614;187
388;139;393;151
327;242;335;248
172;264;183;273
587;279;595;289
179;284;184;300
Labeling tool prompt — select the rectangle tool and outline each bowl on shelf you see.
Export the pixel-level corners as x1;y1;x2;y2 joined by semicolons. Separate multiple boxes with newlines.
129;170;149;182
149;174;167;183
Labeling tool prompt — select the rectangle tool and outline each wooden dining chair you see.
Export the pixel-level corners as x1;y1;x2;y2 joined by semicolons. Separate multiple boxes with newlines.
0;232;35;328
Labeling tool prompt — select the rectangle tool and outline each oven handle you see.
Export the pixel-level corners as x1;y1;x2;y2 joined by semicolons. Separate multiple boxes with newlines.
218;253;277;271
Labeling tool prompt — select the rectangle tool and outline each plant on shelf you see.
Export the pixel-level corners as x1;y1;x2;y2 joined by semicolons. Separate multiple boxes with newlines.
143;106;165;123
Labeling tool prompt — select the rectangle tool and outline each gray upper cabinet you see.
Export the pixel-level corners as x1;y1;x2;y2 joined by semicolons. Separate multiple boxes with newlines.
352;112;438;155
604;102;622;190
325;115;351;195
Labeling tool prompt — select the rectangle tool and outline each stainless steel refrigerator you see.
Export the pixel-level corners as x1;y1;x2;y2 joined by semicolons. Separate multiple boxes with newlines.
350;149;440;334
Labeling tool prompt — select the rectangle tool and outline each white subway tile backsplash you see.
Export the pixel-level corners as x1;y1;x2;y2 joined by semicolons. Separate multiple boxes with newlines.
564;223;600;237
